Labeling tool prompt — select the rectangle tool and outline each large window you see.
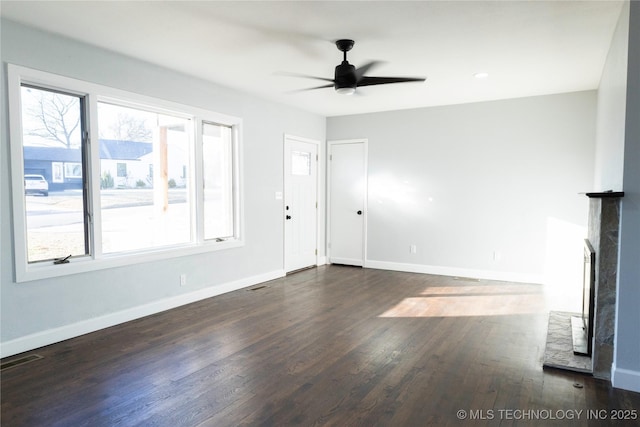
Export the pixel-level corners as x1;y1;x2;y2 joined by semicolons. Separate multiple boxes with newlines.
8;65;243;282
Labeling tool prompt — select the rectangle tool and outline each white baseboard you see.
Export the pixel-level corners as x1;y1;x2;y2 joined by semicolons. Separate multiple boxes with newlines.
316;256;327;266
612;364;640;393
0;270;285;359
364;260;543;284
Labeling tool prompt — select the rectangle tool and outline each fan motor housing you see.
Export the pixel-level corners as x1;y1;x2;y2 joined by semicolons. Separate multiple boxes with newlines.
334;61;356;90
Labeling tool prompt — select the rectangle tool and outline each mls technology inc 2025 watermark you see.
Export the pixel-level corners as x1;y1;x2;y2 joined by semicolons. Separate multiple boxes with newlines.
456;408;638;421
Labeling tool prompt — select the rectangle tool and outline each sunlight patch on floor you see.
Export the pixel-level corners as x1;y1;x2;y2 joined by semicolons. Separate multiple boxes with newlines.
379;284;545;317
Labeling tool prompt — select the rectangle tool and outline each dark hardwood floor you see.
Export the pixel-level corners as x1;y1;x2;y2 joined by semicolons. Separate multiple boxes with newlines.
2;265;639;426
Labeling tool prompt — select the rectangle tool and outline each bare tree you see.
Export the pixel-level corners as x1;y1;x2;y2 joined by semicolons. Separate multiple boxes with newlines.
24;89;81;148
105;112;152;142
23;87;153;148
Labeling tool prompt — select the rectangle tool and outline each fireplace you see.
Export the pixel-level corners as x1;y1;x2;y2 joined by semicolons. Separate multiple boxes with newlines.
543;191;623;378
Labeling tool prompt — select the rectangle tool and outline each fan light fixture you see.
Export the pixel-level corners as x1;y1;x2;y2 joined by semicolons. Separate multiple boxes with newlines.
336;87;356;95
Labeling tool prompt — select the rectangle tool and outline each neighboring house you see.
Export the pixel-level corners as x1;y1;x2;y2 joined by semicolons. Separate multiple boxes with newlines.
98;139;153;189
23;139;189;192
23;145;82;192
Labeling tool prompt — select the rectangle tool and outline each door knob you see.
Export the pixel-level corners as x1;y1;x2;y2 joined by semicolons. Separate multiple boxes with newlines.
286;215;292;220
357;210;362;215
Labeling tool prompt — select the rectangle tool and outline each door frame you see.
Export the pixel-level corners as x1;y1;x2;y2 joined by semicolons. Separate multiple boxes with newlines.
283;134;321;272
327;138;368;266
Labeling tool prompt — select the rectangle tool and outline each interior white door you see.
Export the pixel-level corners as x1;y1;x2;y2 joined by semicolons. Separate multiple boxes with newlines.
284;137;318;272
329;140;366;266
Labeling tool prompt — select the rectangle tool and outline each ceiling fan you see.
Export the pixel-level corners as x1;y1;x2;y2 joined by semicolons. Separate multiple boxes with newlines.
286;39;426;95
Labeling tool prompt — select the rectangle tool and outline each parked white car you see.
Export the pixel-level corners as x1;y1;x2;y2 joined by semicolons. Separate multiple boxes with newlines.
24;174;49;196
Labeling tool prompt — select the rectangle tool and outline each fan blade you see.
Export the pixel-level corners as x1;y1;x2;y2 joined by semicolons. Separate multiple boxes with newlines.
358;76;426;87
355;61;383;82
275;71;334;83
287;83;334;93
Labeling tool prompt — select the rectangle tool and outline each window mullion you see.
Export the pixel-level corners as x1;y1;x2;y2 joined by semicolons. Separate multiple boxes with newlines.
194;118;205;244
233;124;243;240
87;94;103;259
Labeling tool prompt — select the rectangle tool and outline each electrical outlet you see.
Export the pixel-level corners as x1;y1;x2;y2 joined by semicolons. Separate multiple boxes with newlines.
180;274;187;286
493;251;502;262
410;245;417;254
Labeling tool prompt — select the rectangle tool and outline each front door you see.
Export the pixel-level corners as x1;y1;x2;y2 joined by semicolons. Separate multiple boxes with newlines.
284;136;318;272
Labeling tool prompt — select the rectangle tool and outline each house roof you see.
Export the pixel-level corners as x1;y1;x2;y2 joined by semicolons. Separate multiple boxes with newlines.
24;140;153;162
99;139;153;161
23;146;81;162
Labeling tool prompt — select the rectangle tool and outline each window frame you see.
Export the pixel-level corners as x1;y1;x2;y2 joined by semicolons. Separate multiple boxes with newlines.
8;64;244;283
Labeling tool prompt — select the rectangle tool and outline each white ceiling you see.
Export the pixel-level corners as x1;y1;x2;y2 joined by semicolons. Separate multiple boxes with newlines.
1;1;624;117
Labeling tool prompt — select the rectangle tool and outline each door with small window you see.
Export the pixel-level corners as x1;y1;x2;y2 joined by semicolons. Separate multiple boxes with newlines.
284;136;318;272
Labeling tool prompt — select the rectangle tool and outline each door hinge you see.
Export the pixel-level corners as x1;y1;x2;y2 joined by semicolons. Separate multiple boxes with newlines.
315;249;318;255
316;154;318;161
330;154;333;161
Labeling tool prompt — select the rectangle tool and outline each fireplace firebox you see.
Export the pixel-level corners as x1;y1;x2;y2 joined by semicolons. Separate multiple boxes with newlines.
572;239;596;356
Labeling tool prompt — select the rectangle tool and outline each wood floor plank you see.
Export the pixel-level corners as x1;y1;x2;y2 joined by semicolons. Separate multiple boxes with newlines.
2;265;640;426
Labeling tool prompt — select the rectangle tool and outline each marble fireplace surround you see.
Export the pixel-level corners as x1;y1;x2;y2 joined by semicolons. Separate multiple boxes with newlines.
585;191;624;380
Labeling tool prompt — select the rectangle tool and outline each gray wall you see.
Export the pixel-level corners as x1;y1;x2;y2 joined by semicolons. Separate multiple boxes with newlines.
592;0;640;392
0;20;326;350
327;92;596;307
614;1;640;392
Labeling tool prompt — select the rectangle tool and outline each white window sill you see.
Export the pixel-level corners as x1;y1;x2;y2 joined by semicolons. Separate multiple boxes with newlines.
15;239;244;283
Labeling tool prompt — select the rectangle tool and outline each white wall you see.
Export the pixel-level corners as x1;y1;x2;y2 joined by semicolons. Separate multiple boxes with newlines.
0;19;326;356
594;1;629;191
327;91;596;309
613;1;640;393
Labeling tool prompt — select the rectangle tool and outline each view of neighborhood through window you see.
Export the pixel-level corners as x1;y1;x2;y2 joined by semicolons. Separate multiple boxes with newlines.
20;85;89;263
97;102;192;253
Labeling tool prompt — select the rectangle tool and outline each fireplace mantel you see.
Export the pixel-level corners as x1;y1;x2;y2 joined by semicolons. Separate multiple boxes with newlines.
583;191;624;198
